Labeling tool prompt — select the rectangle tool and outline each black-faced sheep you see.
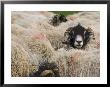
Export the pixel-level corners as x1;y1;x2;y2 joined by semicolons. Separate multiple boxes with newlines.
63;23;95;49
49;14;67;26
30;61;60;77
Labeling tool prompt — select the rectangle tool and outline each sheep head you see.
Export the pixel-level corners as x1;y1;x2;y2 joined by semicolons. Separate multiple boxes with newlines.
63;23;95;49
50;14;67;26
30;62;60;77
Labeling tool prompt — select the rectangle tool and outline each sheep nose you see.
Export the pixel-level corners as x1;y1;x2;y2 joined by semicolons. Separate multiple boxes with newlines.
76;41;82;44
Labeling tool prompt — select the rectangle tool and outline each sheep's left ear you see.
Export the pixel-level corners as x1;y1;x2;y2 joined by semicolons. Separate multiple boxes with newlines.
86;27;95;40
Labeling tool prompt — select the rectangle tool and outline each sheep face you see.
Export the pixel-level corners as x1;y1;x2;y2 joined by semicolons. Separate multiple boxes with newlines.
50;14;67;26
63;24;95;49
74;34;84;49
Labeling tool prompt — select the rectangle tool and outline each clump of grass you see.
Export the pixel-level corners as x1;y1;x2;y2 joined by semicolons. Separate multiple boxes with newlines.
50;11;79;16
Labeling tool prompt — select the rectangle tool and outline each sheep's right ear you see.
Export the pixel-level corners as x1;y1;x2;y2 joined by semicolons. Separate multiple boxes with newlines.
86;27;92;32
86;27;95;40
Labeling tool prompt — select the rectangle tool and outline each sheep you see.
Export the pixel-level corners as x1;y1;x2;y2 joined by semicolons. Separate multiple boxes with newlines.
62;23;95;49
11;41;30;77
52;48;100;77
11;11;100;77
11;24;55;77
30;61;60;77
49;14;67;26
